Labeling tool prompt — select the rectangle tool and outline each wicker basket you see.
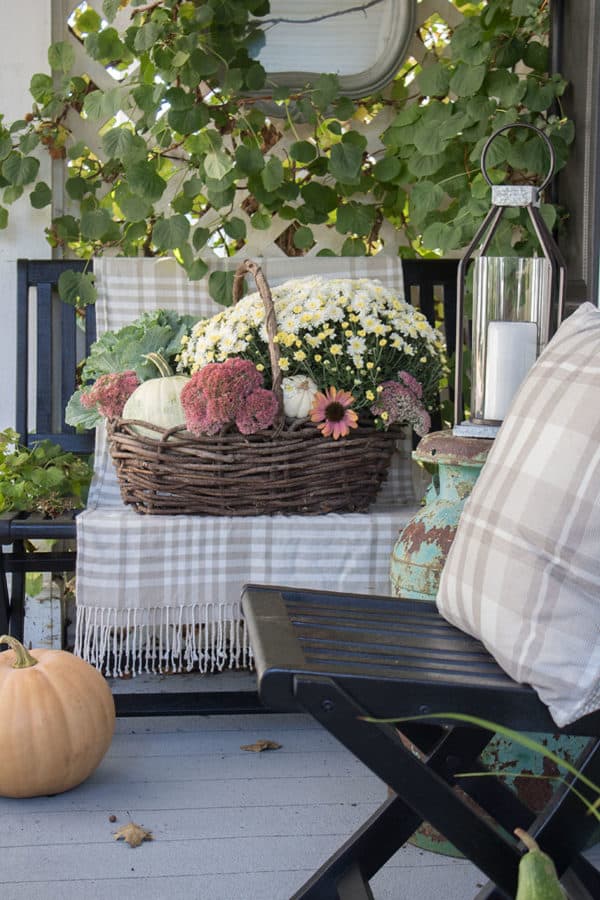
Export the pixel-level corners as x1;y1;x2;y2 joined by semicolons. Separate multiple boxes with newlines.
107;260;400;516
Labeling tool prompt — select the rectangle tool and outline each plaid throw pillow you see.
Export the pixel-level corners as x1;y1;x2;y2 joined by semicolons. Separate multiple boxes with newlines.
436;302;600;727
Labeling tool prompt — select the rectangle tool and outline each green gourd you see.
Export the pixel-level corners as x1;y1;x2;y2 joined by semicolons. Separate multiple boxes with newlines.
515;829;565;900
122;352;189;437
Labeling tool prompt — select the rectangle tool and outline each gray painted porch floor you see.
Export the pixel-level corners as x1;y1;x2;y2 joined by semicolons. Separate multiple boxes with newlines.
1;672;597;900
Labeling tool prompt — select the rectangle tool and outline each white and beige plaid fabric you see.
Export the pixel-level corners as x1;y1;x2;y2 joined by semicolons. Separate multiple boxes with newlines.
75;256;420;675
437;302;600;727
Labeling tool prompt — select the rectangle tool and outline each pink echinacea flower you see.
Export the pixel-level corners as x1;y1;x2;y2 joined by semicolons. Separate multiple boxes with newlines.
310;386;359;440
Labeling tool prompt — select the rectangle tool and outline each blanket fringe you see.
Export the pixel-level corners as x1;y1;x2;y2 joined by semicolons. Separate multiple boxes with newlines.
74;603;253;676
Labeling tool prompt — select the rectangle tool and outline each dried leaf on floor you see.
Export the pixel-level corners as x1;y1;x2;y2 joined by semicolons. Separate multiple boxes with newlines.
113;821;153;847
240;739;282;752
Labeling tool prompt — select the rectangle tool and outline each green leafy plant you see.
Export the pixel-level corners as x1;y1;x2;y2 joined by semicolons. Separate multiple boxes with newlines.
0;0;573;307
0;429;92;516
368;711;600;898
65;307;199;428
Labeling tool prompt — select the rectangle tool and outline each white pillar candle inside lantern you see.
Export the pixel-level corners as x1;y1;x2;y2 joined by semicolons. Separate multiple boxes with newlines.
483;321;537;420
471;255;552;424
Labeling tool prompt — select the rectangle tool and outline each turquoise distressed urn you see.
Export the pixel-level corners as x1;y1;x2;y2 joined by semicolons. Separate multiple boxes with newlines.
390;430;492;600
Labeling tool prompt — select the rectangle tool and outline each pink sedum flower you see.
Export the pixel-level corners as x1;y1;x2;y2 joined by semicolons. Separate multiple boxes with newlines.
397;370;423;400
180;380;225;435
370;379;431;436
235;388;279;435
310;386;359;440
81;370;140;419
181;358;277;436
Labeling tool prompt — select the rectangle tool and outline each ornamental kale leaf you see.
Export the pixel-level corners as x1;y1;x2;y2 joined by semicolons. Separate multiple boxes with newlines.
65;308;199;429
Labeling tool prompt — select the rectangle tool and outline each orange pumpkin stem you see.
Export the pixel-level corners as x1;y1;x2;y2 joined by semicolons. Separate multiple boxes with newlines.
0;635;38;668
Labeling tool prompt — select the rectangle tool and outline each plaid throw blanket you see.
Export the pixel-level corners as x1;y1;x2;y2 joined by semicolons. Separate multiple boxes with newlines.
75;256;419;675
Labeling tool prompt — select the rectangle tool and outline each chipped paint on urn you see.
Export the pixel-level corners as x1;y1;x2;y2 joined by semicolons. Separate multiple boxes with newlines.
390;431;492;601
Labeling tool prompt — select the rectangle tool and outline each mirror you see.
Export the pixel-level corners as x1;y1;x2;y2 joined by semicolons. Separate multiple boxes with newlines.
252;0;416;97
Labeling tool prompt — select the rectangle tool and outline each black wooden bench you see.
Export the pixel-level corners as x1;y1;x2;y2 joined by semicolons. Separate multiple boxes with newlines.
1;257;459;717
0;259;95;640
241;584;600;899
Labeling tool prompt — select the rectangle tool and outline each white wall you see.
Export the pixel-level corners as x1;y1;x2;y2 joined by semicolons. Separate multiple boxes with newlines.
0;1;52;431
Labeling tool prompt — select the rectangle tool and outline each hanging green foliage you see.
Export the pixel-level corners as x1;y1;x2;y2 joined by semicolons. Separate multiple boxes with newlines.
0;0;573;306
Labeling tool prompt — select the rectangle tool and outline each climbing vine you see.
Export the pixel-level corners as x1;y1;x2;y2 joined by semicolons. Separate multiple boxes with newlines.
0;0;573;306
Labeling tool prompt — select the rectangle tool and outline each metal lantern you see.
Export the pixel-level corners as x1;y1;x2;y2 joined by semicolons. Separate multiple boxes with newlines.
454;123;567;436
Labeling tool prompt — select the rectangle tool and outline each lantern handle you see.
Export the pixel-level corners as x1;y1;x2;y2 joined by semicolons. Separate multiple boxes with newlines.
481;122;556;193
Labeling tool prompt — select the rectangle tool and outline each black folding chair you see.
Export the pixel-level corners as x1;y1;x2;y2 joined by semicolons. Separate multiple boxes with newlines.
241;584;600;899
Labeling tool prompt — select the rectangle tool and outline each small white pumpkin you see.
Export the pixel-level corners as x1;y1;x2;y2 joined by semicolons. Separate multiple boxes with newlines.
282;375;319;419
122;352;190;437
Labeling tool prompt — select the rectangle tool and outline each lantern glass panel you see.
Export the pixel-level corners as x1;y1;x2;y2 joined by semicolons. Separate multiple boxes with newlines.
471;256;552;423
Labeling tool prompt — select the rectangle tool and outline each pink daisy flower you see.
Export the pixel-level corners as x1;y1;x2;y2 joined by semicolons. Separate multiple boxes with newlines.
310;386;359;440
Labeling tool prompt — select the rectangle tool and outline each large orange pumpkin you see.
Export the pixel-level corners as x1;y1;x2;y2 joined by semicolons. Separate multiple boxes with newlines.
0;635;115;798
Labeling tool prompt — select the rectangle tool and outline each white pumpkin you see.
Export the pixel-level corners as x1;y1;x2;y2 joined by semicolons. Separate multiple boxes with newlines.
282;375;319;419
122;353;190;437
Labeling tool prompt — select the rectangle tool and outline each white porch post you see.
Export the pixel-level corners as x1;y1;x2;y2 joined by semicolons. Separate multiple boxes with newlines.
0;1;52;431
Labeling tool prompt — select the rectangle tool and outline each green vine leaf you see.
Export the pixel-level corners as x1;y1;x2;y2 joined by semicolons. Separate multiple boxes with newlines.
2;152;39;187
336;202;376;237
329;142;363;184
48;41;75;74
152;215;191;251
209;270;235;307
261;157;284;192
57;270;96;309
30;181;52;209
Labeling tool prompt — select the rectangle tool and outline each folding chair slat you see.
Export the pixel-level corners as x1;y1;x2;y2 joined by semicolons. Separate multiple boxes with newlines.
244;585;595;734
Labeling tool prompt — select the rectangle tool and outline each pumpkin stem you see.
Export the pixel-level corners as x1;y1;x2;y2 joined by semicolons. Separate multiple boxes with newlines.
143;352;173;377
514;828;539;853
0;635;38;668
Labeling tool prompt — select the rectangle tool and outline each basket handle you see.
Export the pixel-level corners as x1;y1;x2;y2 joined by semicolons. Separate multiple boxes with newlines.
232;260;284;426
